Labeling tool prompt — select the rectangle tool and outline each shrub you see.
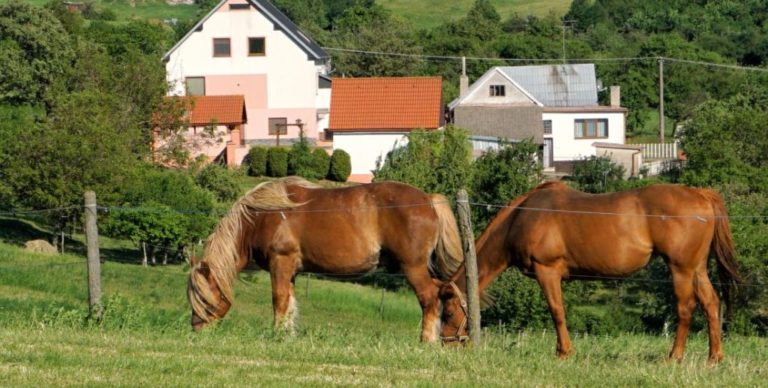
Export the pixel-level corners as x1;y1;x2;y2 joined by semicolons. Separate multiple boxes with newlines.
195;163;240;202
570;155;625;193
288;133;317;178
267;147;289;177
328;149;351;182
247;146;268;177
312;148;331;180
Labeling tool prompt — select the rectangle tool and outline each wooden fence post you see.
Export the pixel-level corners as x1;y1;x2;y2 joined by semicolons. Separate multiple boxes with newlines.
456;189;481;346
84;191;102;321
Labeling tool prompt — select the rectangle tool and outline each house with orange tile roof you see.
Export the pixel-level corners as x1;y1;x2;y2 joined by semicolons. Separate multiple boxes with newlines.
160;0;330;165
328;77;444;183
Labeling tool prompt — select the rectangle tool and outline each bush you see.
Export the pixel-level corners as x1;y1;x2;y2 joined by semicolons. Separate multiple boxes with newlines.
267;147;289;177
246;146;268;177
570;155;626;193
312;148;331;179
328;149;351;182
195;163;240;202
288;134;317;178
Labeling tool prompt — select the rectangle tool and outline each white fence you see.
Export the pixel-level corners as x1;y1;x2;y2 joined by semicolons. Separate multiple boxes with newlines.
636;142;678;160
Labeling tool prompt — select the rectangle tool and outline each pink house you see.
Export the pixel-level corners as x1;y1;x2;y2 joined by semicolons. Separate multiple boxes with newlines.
162;0;331;166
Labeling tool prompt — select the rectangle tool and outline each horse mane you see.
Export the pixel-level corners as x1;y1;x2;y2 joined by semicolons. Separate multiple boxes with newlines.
188;177;320;323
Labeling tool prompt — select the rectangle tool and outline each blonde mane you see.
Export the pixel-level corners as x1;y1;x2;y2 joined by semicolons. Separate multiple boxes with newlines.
188;177;320;322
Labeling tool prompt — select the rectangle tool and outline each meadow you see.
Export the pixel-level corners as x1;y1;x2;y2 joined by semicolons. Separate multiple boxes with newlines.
1;242;767;386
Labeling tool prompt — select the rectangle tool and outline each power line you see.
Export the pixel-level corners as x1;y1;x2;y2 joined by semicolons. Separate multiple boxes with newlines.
323;47;768;72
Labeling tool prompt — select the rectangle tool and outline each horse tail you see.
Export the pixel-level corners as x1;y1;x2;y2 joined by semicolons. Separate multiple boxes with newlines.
430;194;464;279
701;189;742;325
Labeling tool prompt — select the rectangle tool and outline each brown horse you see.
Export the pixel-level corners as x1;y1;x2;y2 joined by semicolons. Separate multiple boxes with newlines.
438;182;741;362
188;177;463;342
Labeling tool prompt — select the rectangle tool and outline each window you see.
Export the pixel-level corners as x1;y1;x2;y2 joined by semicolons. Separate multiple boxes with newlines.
490;85;505;97
574;119;609;139
268;117;287;135
185;77;205;96
229;3;250;10
213;38;230;57
248;37;265;56
543;120;552;135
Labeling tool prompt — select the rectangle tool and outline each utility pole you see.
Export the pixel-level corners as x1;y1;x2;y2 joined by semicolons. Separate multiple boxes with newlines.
561;19;576;64
659;57;665;143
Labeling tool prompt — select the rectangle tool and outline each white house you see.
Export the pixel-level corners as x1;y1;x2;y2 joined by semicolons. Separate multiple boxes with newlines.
161;0;330;165
449;64;628;173
328;77;444;183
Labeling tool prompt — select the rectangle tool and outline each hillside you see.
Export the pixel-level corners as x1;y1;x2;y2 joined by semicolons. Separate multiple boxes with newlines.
379;0;569;28
1;241;767;385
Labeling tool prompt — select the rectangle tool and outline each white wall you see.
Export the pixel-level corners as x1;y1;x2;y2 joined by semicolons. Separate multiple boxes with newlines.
333;133;408;175
461;72;536;106
543;111;626;161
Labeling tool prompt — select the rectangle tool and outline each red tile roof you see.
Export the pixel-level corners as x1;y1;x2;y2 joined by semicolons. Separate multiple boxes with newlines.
329;77;443;132
188;95;247;126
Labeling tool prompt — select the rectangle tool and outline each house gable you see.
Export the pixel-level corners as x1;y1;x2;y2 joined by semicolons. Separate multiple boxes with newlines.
459;70;540;107
163;0;328;62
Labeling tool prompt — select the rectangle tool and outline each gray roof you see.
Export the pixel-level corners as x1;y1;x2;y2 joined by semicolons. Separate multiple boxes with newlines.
498;64;598;107
163;0;328;62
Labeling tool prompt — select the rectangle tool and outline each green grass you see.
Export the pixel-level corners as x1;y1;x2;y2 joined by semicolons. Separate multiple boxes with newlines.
2;242;767;385
0;0;198;23
379;0;571;29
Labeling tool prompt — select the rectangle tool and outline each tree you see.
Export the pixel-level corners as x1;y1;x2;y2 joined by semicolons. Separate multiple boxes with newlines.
328;149;351;182
196;163;241;202
570;155;626;194
470;139;543;231
0;2;74;106
373;126;473;198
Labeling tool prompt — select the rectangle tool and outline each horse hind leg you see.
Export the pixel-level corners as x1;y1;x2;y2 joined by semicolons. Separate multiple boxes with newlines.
694;268;724;363
668;267;697;362
534;263;572;358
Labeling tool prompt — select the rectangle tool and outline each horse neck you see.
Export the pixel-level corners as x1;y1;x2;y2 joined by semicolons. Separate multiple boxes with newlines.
202;203;252;302
450;195;527;294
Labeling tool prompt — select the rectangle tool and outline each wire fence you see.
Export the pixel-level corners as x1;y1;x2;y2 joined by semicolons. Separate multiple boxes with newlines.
2;197;766;289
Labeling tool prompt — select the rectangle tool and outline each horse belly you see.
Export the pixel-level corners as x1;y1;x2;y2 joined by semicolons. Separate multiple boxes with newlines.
567;245;652;278
300;239;382;275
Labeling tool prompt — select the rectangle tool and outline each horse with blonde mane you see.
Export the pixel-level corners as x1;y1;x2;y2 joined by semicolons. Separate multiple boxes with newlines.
188;177;463;342
438;182;741;363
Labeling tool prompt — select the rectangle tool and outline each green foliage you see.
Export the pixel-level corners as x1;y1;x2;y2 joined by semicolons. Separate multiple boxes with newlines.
247;146;269;177
288;132;320;179
195;163;241;202
312;148;331;180
373;126;472;198
103;167;216;256
470;139;543;231
0;2;74;105
679;95;768;192
570;155;626;194
483;270;550;331
267;147;289;177
328;149;352;182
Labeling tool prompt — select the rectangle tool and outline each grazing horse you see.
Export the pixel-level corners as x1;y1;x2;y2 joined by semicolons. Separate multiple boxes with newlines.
438;182;741;362
188;177;463;342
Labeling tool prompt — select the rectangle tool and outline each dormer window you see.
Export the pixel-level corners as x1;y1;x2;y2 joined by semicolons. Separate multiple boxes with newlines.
229;3;250;10
490;85;505;97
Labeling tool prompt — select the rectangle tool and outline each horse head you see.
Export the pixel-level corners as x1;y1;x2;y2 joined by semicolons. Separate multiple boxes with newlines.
438;281;469;345
187;261;232;331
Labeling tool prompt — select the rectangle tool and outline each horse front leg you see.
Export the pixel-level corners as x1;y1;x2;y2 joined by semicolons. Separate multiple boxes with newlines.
269;253;299;334
669;268;696;362
534;263;572;359
402;264;441;343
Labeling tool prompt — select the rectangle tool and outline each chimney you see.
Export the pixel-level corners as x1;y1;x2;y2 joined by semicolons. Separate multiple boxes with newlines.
610;85;621;107
459;56;469;96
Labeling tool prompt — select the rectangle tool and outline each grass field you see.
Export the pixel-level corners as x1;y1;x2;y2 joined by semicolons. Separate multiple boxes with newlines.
379;0;571;29
0;0;198;22
1;242;767;385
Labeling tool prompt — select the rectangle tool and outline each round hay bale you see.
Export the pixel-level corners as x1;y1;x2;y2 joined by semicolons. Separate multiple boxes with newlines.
24;239;58;255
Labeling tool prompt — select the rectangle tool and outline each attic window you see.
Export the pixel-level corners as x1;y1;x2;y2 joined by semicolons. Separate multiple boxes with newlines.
229;4;250;10
213;38;230;57
490;85;505;97
248;37;265;56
